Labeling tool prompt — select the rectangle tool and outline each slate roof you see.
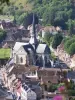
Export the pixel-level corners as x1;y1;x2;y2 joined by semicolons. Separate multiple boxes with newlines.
0;85;8;97
5;35;15;42
36;44;50;54
23;44;34;54
13;42;29;52
29;37;35;44
67;71;75;79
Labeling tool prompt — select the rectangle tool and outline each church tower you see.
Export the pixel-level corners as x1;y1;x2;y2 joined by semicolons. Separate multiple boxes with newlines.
29;13;37;47
29;13;38;65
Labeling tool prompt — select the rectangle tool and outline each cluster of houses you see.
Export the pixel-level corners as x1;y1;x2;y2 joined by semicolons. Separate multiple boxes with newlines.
0;16;75;100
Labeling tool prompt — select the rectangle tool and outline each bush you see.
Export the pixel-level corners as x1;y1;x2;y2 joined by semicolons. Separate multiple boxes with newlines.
68;43;75;55
63;36;70;43
52;33;63;49
64;38;75;53
44;31;53;46
68;90;75;96
48;84;58;92
16;13;27;25
51;52;56;60
0;29;7;43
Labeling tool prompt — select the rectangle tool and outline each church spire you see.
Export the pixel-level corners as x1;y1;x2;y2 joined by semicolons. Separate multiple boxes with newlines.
33;13;37;52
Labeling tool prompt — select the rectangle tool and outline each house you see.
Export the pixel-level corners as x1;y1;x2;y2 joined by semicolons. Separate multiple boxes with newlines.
0;20;15;30
38;68;58;84
28;24;42;37
1;24;30;48
0;85;9;100
67;71;75;83
14;79;37;100
18;86;37;100
38;68;69;84
39;26;59;39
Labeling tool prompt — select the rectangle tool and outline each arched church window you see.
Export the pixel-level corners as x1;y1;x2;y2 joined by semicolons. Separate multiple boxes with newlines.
20;57;23;63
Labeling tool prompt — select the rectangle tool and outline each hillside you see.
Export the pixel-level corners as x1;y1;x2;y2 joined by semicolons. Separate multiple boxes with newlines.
0;0;75;33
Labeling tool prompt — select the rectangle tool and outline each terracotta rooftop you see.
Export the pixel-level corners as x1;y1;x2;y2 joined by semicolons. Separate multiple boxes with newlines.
2;43;9;48
41;76;58;84
8;65;38;76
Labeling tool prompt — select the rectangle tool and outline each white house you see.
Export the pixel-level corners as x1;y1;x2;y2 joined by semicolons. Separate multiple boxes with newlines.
25;70;38;79
16;85;37;100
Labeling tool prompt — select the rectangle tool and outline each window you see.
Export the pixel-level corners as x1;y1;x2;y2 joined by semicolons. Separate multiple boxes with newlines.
20;57;23;63
16;55;19;63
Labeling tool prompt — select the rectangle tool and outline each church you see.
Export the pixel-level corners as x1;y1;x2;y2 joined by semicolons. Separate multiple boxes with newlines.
10;14;51;68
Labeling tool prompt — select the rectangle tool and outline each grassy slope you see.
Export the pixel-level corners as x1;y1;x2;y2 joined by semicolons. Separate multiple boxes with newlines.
0;15;14;21
0;48;11;59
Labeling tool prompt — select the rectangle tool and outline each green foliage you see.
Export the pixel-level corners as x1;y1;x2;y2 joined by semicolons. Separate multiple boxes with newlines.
64;38;75;55
0;0;75;35
69;43;75;55
16;13;27;25
0;49;10;59
0;29;7;43
51;52;56;61
68;90;75;96
64;38;75;51
0;15;14;20
0;0;9;5
48;84;58;92
52;33;63;49
23;13;38;28
58;83;65;88
43;31;53;46
1;0;75;31
63;36;70;43
66;19;75;35
27;0;75;29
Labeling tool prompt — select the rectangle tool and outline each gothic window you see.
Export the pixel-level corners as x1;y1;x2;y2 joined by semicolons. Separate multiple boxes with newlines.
16;55;19;63
20;57;23;63
32;71;36;75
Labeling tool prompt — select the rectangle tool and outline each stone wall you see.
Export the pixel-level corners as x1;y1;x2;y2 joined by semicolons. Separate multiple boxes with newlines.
54;45;75;69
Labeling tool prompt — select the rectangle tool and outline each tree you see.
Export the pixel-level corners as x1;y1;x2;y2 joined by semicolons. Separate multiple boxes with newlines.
0;0;9;5
23;13;38;28
16;13;27;25
43;31;53;46
67;19;74;35
68;43;75;55
0;29;7;43
64;38;75;53
43;7;56;25
52;33;63;49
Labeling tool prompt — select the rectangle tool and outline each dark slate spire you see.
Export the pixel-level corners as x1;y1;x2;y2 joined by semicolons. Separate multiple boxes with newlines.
33;13;37;53
32;13;38;65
